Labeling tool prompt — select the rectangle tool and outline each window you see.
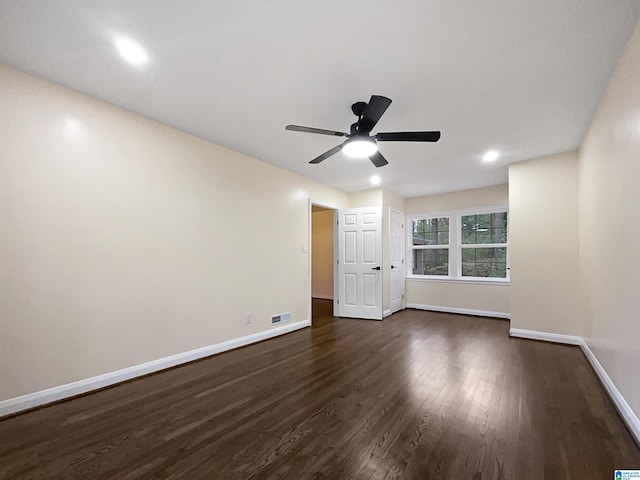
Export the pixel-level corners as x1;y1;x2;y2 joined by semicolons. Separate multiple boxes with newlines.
409;208;508;281
460;212;508;278
411;217;449;276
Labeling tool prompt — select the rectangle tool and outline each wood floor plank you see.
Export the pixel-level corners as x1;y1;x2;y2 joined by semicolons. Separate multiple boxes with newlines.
1;299;639;479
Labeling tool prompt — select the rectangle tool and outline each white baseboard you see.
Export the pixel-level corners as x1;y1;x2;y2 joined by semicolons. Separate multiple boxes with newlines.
383;309;392;318
509;328;582;345
579;341;640;445
406;303;510;319
0;320;311;418
312;294;333;300
509;327;640;446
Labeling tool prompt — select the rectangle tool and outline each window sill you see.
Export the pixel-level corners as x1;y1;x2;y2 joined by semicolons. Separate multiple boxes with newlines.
406;276;510;286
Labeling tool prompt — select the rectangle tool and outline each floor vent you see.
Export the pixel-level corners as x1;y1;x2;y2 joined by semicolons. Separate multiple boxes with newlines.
271;312;291;325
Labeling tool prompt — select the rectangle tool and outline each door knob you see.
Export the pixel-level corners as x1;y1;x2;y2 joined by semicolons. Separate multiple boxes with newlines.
391;265;396;269
371;266;381;270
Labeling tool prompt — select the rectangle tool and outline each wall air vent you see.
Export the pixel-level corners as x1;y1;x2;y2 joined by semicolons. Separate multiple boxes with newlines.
271;312;291;325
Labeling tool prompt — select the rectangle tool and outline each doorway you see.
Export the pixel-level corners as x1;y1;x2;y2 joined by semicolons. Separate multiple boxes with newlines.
310;204;384;323
311;204;335;326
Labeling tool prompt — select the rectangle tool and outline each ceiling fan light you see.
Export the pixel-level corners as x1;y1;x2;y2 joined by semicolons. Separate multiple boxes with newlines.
342;138;378;158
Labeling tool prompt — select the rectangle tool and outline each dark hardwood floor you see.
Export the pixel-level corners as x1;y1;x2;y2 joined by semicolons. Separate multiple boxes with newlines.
1;299;639;479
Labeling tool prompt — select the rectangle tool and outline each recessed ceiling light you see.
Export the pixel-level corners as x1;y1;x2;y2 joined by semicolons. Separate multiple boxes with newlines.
342;138;378;158
370;175;381;186
482;150;499;162
114;36;149;66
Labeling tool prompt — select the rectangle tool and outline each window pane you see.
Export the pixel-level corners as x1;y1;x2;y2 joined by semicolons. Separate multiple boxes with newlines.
475;247;493;261
461;214;477;244
461;211;508;244
461;228;475;244
491;227;506;243
412;248;449;276
476;214;492;229
461;248;476;263
462;263;476;277
461;215;475;229
493;263;507;277
461;247;507;278
475;229;491;244
412;219;426;245
412;218;449;246
493;212;508;230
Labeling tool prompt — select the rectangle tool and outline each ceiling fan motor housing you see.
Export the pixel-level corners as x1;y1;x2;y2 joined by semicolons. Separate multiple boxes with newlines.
350;101;369;135
285;94;440;168
351;101;368;117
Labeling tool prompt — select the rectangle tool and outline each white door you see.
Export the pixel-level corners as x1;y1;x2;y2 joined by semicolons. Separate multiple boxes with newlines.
335;207;382;320
389;209;405;314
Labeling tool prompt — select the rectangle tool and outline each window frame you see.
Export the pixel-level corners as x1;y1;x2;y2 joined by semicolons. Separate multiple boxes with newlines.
408;215;451;278
407;206;510;283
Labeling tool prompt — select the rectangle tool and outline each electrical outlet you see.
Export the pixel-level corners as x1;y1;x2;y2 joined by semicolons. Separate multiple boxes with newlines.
244;313;252;325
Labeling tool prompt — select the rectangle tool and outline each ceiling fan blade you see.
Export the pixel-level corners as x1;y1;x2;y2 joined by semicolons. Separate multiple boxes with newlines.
309;142;347;164
286;125;348;137
359;95;392;133
369;151;389;168
376;131;441;142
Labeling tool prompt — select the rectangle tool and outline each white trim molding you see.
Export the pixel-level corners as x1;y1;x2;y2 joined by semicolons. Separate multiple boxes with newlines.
579;341;640;445
407;303;510;319
510;327;640;446
383;309;392;318
509;328;582;345
0;320;311;418
406;277;510;286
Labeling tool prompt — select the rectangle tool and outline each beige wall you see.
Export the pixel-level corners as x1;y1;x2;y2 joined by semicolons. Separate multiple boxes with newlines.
406;280;510;314
348;188;382;208
579;20;640;417
383;189;405;214
404;184;510;315
0;65;349;401
509;152;581;335
311;209;334;299
405;184;508;213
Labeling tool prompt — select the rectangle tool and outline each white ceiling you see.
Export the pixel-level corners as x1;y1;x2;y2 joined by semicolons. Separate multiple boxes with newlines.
1;1;639;197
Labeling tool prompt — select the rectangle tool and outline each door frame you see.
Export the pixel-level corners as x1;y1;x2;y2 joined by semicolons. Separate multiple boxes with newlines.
309;200;337;324
389;208;406;314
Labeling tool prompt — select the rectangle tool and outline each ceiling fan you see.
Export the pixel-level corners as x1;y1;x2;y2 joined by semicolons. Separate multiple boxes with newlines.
285;95;441;167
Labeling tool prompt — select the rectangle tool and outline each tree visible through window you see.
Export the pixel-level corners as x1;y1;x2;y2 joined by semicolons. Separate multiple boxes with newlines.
411;217;449;275
460;212;508;278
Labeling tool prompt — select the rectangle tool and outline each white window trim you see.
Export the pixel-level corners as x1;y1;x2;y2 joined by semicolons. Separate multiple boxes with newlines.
407;213;451;279
407;206;510;283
